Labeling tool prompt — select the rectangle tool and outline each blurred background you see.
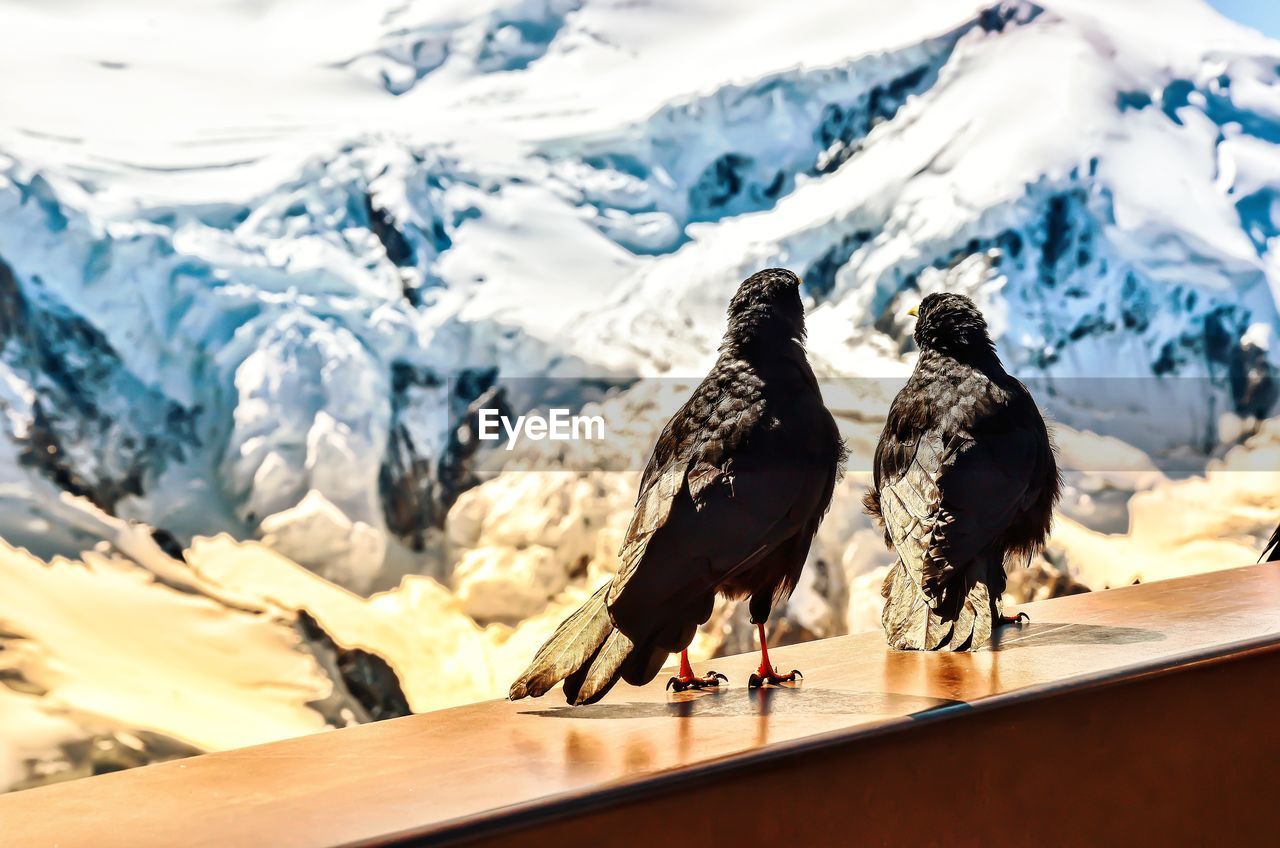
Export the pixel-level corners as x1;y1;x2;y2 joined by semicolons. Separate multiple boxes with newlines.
0;0;1278;791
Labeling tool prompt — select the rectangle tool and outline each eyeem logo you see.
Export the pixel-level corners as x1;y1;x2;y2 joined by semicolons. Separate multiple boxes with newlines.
477;409;606;450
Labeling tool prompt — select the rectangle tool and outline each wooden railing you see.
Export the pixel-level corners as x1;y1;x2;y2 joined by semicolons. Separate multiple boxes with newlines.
2;563;1278;846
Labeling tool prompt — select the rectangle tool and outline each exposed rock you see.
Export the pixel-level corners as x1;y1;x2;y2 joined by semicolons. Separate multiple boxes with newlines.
296;610;413;723
380;364;511;552
1003;555;1091;605
1229;324;1278;420
0;257;200;514
364;194;415;268
149;527;187;563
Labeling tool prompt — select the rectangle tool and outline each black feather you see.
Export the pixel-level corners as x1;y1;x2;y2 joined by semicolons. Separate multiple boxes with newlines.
867;293;1060;651
1263;524;1280;562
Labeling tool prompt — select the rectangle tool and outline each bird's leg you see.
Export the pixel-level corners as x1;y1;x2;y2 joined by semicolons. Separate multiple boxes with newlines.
747;623;803;688
665;650;728;693
997;610;1030;626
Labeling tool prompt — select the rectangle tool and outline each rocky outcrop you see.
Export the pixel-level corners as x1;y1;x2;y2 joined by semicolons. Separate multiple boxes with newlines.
0;257;200;514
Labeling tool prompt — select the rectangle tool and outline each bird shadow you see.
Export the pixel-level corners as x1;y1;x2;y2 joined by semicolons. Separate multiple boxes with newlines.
984;621;1165;651
519;685;963;720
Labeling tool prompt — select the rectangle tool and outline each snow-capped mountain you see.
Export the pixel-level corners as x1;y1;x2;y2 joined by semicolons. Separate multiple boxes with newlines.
1;0;1279;790
1;0;1275;567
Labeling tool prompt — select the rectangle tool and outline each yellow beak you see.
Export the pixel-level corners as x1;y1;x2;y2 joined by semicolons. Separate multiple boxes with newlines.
906;306;918;317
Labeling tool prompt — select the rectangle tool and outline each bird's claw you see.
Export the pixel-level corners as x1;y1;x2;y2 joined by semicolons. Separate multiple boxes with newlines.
666;671;727;692
747;669;803;688
997;611;1030;626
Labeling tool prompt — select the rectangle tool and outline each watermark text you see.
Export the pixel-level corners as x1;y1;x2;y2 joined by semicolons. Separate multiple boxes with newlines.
477;408;606;450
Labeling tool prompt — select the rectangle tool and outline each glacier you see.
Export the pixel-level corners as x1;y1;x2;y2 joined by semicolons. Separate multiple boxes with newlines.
0;0;1279;790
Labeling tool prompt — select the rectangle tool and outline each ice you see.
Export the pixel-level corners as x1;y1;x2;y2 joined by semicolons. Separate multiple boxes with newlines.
259;490;387;593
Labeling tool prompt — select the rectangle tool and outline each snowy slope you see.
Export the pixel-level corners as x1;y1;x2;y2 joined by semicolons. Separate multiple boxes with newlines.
1;0;1279;790
1;0;1276;558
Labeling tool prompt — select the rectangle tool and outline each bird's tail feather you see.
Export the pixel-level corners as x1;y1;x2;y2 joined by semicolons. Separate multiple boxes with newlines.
509;582;641;705
509;583;615;701
881;560;992;651
564;627;634;705
1262;524;1280;562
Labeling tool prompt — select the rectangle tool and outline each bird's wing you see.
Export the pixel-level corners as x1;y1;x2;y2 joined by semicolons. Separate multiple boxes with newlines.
880;424;1040;606
1263;524;1280;562
613;459;687;589
610;367;769;595
610;401;698;594
607;460;830;638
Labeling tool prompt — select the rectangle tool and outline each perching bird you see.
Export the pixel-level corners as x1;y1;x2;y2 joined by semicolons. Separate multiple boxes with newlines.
1263;524;1279;562
865;293;1059;651
510;268;845;705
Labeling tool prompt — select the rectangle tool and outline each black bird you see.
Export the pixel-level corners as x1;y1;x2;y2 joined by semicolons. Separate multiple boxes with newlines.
1263;524;1279;562
865;293;1059;651
510;268;845;705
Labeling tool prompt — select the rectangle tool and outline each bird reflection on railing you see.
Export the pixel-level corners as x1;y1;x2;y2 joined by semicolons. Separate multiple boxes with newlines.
881;647;999;708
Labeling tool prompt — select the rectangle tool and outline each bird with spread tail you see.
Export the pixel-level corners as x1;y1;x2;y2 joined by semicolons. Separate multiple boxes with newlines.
510;268;845;705
865;293;1060;651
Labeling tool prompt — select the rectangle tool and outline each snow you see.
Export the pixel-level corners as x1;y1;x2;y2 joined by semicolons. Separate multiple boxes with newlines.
0;535;331;757
259;490;387;592
1;0;1280;789
1051;417;1280;588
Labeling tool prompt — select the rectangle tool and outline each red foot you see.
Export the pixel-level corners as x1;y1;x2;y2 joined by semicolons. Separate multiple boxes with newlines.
666;671;728;692
747;666;802;688
748;622;802;688
998;611;1030;626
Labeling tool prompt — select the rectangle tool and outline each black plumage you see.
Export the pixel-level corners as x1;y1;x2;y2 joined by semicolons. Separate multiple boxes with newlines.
1263;524;1280;562
865;293;1060;651
510;268;845;704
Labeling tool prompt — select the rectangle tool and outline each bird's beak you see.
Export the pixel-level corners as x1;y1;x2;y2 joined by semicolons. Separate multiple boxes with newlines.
906;306;918;317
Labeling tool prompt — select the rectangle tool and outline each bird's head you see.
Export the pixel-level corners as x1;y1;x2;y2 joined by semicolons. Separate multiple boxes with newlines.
908;292;995;359
723;268;806;350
